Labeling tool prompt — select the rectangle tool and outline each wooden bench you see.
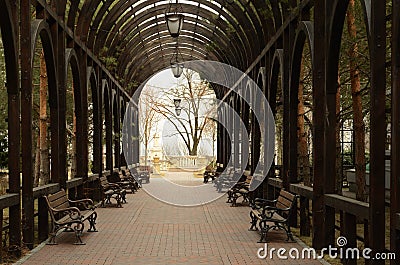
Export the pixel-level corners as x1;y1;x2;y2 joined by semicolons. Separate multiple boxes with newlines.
249;190;298;242
44;189;97;245
214;167;237;192
99;175;127;207
203;169;217;183
137;170;150;184
227;174;253;207
108;171;138;194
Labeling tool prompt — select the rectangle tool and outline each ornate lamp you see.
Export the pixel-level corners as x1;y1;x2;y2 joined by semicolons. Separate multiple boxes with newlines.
174;99;182;116
165;0;184;38
171;63;184;78
170;42;184;78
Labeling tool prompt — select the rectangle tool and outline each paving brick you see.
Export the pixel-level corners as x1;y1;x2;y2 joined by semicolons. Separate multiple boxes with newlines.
16;178;325;265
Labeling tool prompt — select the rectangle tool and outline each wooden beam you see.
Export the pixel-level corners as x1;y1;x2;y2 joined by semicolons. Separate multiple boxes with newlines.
33;184;60;199
66;178;84;189
268;178;283;188
325;194;369;221
290;184;313;199
0;194;19;210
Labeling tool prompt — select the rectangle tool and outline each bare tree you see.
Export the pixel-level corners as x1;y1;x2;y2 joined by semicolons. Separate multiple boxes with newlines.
149;70;216;156
346;0;367;202
139;86;160;166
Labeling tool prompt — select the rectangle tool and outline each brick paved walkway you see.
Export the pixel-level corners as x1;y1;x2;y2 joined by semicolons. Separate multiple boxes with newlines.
16;178;325;265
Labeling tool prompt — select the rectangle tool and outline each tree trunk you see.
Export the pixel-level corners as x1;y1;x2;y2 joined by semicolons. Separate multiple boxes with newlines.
71;80;77;179
190;138;199;156
336;74;343;195
297;59;311;236
144;142;148;167
346;0;367;202
39;50;50;185
297;60;311;186
33;136;40;187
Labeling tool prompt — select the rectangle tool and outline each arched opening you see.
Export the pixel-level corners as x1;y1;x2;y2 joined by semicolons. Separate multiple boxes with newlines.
88;68;100;174
87;71;95;174
30;24;57;187
112;93;120;168
337;0;372;204
103;81;112;170
270;50;284;176
138;68;217;184
65;52;81;179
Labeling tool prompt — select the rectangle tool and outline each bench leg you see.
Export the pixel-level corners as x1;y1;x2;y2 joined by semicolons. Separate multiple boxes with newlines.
258;221;268;243
88;212;98;232
47;223;69;245
249;212;258;231
280;224;295;242
226;190;233;203
231;193;240;207
121;191;127;203
116;194;123;208
47;224;60;245
73;223;86;245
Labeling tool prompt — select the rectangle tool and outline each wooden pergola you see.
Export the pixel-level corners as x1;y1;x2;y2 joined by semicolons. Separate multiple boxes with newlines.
0;1;399;264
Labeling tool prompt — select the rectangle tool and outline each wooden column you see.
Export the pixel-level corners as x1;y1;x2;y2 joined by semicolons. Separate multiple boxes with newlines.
104;80;113;170
76;50;88;182
3;0;21;253
52;16;67;189
312;0;327;250
391;1;400;263
92;69;102;174
369;1;386;263
233;97;240;169
20;0;34;249
342;212;357;265
113;89;120;168
286;22;298;188
324;0;340;247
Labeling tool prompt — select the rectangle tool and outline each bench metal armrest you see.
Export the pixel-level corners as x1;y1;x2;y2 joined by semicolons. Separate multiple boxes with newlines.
250;198;277;209
52;206;83;220
69;198;95;210
260;205;290;219
105;183;123;190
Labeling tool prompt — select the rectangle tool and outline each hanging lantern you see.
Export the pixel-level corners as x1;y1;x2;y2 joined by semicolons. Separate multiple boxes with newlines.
165;0;184;38
171;63;184;78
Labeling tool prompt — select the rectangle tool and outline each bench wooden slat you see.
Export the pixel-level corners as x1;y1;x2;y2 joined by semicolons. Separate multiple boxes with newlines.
49;196;69;209
276;196;292;209
47;190;67;202
280;190;296;202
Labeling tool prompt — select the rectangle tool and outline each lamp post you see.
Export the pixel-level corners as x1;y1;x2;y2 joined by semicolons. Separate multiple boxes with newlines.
165;0;184;38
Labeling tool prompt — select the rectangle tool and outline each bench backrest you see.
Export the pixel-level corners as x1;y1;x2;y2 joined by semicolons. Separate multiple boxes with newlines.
99;175;110;188
245;175;253;184
45;189;70;221
46;189;70;210
275;190;297;219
